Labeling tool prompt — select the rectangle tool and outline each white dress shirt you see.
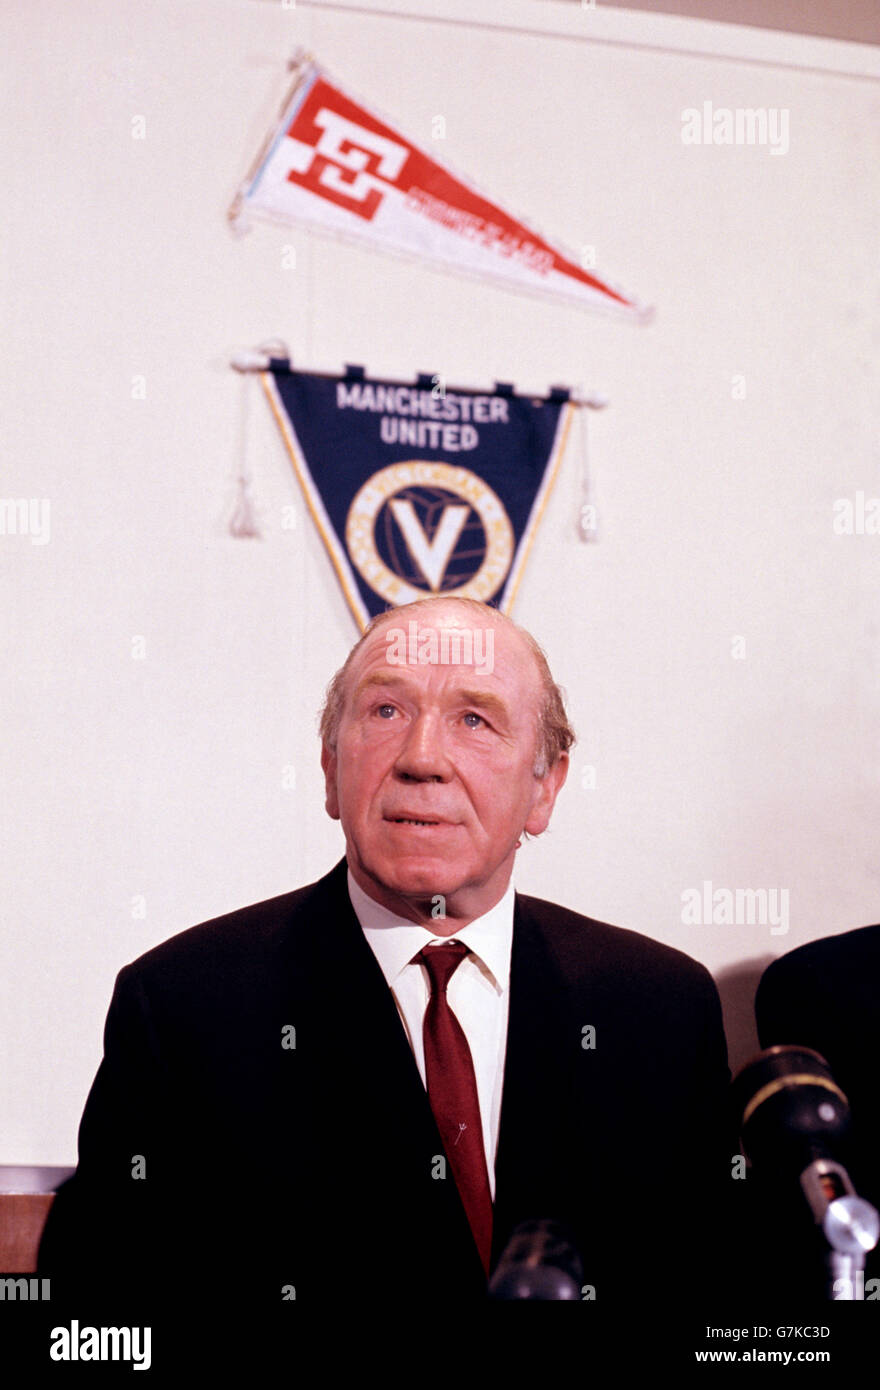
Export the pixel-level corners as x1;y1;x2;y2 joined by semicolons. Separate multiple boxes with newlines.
348;869;514;1199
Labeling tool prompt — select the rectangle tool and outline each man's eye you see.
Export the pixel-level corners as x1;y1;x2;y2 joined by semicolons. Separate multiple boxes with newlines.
463;711;485;729
377;704;397;719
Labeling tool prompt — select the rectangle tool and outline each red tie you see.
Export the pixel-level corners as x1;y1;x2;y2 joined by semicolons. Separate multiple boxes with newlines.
415;942;493;1276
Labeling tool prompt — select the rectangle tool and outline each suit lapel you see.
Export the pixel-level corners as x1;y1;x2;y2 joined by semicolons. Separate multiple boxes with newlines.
492;895;583;1260
277;860;485;1283
278;860;436;1141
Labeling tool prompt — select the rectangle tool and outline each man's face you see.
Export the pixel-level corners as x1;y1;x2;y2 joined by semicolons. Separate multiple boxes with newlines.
321;603;568;926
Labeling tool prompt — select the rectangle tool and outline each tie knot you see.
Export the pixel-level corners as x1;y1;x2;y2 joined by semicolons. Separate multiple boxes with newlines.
415;941;469;995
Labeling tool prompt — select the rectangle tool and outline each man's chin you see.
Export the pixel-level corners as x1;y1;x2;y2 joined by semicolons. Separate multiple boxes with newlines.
355;852;468;907
376;863;459;901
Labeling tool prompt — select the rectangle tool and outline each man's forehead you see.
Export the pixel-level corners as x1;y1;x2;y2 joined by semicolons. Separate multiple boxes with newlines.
339;615;538;732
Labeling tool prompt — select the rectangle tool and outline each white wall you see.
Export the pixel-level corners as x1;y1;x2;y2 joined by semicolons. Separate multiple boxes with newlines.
1;0;878;1163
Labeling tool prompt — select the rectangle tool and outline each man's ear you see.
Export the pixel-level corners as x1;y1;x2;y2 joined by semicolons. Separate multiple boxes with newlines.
321;742;341;820
523;752;569;837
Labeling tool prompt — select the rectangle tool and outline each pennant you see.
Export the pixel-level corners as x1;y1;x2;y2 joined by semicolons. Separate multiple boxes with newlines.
231;53;650;322
261;361;575;629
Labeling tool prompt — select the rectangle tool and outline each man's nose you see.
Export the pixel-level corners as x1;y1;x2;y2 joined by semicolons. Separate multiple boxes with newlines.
393;712;453;781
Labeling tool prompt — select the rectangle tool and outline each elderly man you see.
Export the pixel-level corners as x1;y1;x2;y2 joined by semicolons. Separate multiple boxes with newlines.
41;597;733;1308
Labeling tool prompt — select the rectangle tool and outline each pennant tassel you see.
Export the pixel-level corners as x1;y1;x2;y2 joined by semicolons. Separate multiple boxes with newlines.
229;368;261;539
227;340;291;538
574;392;608;543
577;406;596;543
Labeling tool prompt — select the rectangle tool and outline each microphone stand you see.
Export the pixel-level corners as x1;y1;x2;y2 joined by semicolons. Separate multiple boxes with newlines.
800;1159;880;1300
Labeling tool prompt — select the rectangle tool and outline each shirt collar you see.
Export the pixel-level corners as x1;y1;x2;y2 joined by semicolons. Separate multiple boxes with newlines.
348;867;515;993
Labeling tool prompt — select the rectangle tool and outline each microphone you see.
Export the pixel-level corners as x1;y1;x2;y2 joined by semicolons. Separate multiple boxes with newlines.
733;1045;879;1299
487;1219;584;1300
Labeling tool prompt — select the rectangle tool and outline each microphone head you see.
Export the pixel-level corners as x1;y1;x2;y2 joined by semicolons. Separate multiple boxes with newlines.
733;1045;851;1172
488;1219;584;1301
823;1196;880;1256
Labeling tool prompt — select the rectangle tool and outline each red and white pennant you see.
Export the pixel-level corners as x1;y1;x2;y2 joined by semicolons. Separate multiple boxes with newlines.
230;53;651;322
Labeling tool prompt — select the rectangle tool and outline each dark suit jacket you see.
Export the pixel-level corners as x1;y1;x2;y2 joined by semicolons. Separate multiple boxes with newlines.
755;925;880;1297
40;859;735;1309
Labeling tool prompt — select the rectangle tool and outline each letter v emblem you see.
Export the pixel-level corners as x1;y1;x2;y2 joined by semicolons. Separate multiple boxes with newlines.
388;499;470;591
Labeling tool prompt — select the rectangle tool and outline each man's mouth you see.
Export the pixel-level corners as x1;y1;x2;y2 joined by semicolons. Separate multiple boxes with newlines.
385;815;447;827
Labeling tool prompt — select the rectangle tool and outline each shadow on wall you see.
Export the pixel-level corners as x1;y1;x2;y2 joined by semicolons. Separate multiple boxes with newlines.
715;956;773;1079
